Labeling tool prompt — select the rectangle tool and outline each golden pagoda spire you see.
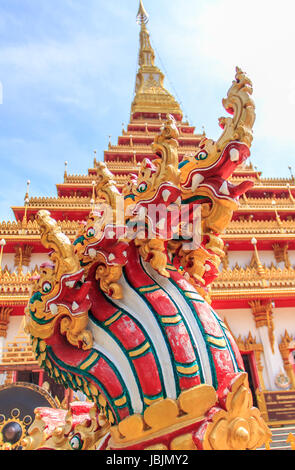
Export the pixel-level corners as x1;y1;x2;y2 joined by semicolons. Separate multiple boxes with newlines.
136;0;149;26
131;0;182;117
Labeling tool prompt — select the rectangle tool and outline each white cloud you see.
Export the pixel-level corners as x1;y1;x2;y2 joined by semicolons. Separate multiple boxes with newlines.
196;0;295;140
145;0;295;177
0;21;135;119
157;0;295;145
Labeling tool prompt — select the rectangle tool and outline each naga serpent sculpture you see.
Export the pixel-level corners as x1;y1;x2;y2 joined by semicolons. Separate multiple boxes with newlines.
23;68;271;451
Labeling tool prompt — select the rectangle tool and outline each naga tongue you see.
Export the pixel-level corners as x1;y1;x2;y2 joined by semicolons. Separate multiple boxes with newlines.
229;180;254;198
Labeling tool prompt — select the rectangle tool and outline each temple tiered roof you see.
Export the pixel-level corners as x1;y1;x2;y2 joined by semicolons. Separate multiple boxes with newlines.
0;0;295;318
1;2;295;437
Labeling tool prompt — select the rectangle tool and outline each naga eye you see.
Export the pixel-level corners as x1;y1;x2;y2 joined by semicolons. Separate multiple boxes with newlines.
86;227;95;238
196;150;208;161
70;434;83;450
137;182;147;193
42;281;52;293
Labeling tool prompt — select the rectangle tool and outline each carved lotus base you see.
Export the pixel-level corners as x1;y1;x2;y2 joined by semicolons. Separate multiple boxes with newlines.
107;373;271;451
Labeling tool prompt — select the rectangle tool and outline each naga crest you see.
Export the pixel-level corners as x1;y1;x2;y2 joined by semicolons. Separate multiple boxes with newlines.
25;68;271;450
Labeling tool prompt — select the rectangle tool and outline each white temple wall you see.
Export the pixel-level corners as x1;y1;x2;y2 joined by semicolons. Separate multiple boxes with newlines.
218;308;256;338
1;252;49;273
28;253;50;271
227;250;295;270
227;250;279;269
217;307;286;391
0;316;23;364
287;250;295;266
273;307;295;341
1;253;16;272
221;305;295;346
4;315;23;343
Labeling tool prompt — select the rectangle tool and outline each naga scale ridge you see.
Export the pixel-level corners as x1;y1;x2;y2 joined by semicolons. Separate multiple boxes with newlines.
24;67;271;450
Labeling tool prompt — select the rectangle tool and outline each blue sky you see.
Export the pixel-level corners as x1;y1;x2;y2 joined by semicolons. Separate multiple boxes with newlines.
0;0;295;221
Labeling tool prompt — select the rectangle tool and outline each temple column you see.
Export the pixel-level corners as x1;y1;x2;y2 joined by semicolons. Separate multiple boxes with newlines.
250;300;284;390
0;306;12;385
279;331;295;389
0;306;12;360
252;345;266;391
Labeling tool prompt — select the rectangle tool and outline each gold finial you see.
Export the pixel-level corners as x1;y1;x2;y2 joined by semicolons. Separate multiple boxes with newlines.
0;238;6;272
93;150;97;167
136;0;149;25
90;180;96;210
64;161;68;179
24;179;30;202
15;245;23;275
251;237;267;285
23;180;30;228
271;199;284;230
286;183;295;204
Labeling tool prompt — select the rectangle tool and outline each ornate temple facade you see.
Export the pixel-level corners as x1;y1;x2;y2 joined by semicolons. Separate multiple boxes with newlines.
1;1;295;427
